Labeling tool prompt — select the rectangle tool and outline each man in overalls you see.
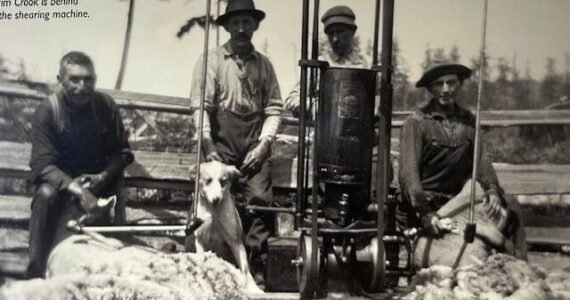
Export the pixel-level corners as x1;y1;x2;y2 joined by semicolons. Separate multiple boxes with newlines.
189;0;283;287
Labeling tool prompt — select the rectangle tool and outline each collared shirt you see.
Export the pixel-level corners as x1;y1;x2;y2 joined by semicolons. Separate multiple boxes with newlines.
398;99;500;218
284;47;369;114
190;42;283;139
30;91;133;191
319;47;369;69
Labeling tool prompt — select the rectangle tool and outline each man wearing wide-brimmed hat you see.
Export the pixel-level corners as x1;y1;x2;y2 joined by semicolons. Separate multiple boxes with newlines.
284;5;368;115
189;0;282;288
397;58;527;259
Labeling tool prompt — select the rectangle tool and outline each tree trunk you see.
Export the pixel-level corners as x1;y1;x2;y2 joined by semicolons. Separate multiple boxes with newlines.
115;0;135;90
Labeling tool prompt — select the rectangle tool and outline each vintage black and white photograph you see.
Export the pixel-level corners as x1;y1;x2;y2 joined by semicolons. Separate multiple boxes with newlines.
0;0;569;299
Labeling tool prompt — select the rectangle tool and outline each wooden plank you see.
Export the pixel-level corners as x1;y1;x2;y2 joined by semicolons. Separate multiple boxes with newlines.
494;163;570;195
0;195;188;224
0;228;28;251
0;195;31;222
526;227;570;245
0;142;195;185
100;88;191;110
0;251;27;275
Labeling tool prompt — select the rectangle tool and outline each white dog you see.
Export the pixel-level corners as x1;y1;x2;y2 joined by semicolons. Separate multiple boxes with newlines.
194;160;263;294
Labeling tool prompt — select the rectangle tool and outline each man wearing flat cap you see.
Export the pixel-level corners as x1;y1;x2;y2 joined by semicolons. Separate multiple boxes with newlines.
189;0;282;287
284;5;368;115
397;59;527;259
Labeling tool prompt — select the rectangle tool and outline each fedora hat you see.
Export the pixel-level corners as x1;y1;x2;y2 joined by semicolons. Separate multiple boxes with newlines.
321;5;357;33
216;0;265;26
416;58;472;88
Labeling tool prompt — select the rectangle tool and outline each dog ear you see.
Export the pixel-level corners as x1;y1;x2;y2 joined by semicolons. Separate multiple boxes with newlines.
226;165;241;181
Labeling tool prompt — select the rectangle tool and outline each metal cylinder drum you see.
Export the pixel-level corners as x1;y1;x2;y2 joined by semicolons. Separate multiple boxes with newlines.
316;67;376;187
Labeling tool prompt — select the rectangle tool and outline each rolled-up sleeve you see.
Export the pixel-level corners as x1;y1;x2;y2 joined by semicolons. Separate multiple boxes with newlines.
260;62;283;140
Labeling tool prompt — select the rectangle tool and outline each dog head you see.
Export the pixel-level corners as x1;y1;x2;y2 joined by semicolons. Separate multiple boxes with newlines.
198;161;241;207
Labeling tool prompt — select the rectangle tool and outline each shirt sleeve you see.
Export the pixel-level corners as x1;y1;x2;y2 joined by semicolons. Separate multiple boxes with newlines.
284;80;301;115
260;62;283;140
190;52;218;133
29;102;74;191
476;148;501;192
104;99;134;179
398;116;432;218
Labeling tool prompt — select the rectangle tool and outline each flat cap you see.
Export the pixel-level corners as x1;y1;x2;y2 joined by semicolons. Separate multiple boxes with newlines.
321;6;357;33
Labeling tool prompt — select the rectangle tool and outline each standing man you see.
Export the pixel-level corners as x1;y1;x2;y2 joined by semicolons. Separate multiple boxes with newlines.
189;0;283;286
27;51;134;278
284;5;369;115
398;59;526;259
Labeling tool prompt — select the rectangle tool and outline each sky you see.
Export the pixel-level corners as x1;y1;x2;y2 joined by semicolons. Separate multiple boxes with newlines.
0;0;569;98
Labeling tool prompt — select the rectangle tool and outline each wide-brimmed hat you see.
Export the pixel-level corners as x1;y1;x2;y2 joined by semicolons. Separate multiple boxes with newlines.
216;0;265;26
416;59;472;88
321;6;357;33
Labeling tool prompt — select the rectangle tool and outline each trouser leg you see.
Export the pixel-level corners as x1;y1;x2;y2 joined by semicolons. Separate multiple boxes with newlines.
240;160;274;271
26;184;61;279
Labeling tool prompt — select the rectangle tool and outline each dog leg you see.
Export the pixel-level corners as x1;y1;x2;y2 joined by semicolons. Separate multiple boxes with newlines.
195;240;205;253
230;242;263;294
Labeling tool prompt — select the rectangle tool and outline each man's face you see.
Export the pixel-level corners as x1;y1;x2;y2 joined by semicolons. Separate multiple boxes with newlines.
225;14;258;51
326;24;355;57
58;63;96;107
427;74;462;107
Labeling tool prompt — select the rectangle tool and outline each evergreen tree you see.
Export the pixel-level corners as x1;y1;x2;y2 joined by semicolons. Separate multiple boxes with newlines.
540;57;563;106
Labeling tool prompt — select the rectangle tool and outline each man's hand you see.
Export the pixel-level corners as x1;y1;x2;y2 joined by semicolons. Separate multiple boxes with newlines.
421;213;455;235
484;189;505;223
67;180;100;214
288;102;300;117
77;173;107;195
241;138;271;175
202;136;222;161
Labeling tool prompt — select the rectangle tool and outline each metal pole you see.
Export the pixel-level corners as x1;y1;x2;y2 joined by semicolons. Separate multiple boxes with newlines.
374;0;395;290
296;0;310;230
216;0;221;46
71;224;189;233
189;0;212;230
309;1;321;297
115;0;135;89
372;0;381;66
453;0;489;269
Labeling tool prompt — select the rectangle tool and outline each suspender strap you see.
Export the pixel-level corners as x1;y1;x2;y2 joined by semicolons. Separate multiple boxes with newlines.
48;93;64;133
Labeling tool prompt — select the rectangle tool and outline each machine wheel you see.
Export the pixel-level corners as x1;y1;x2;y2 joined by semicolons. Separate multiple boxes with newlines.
360;237;386;293
297;233;327;299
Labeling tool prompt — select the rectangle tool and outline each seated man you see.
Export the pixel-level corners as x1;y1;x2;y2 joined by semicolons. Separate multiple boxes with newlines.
397;58;527;260
27;51;134;278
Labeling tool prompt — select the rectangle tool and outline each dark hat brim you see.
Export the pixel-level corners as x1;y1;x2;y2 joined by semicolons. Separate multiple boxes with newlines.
416;64;472;88
216;9;265;26
323;16;357;33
